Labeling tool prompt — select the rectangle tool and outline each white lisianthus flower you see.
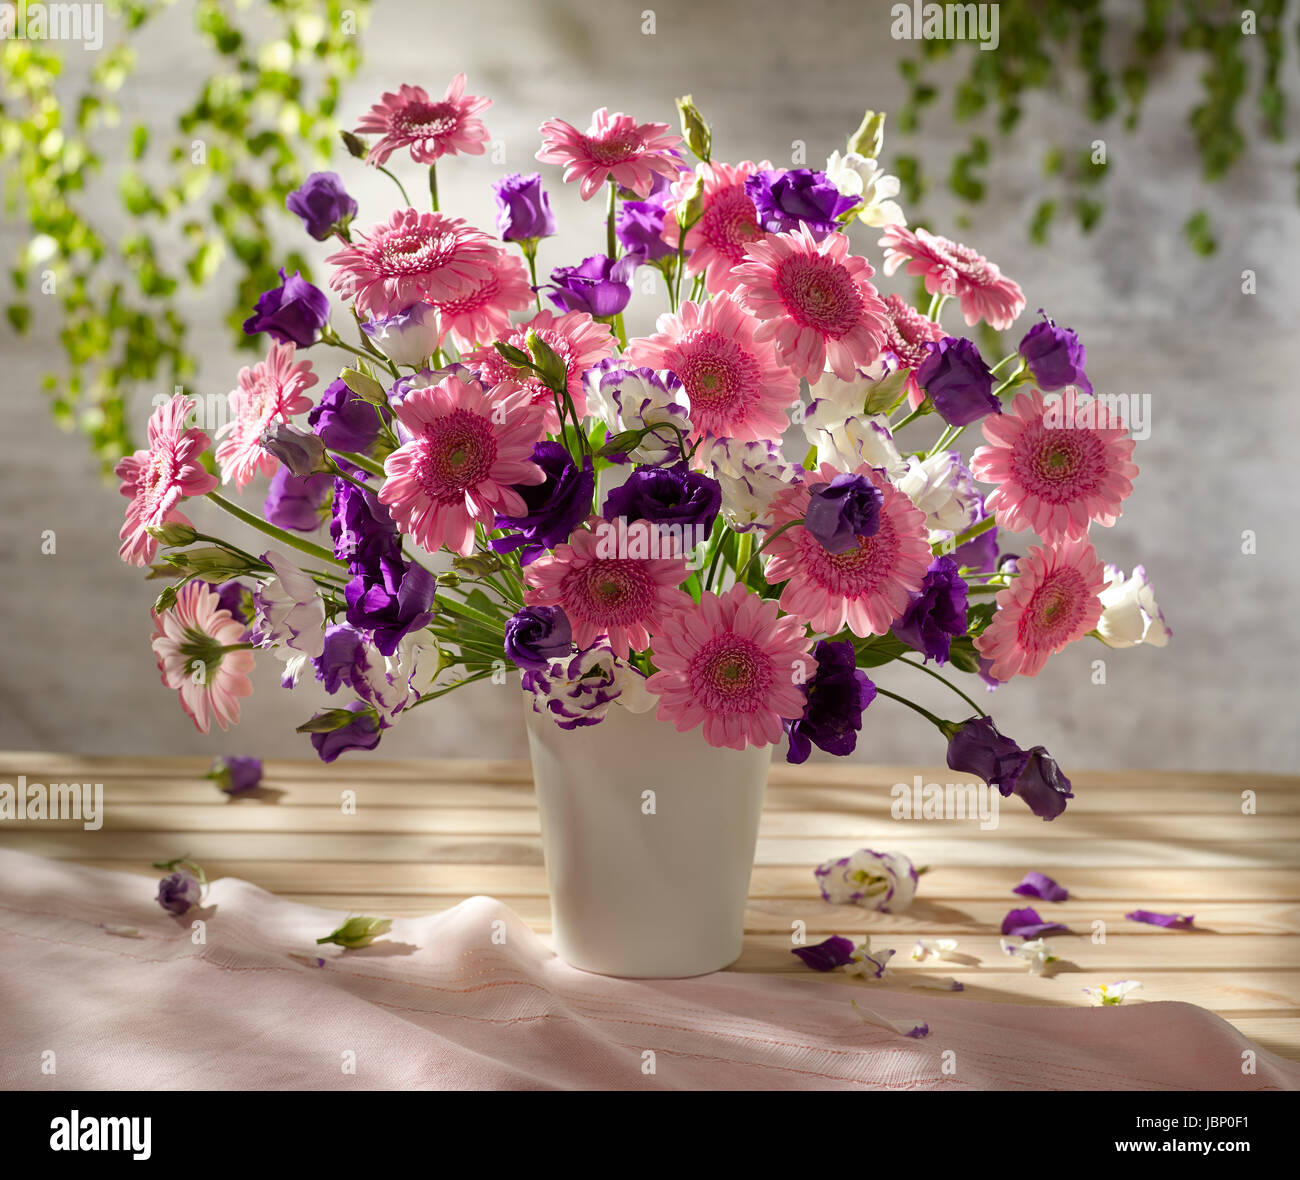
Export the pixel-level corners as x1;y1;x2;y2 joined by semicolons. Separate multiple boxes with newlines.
251;549;326;686
845;937;895;979
584;361;692;467
895;451;984;543
1083;980;1143;1006
694;437;796;531
800;369;906;477
1096;564;1171;649
360;302;441;368
824;151;906;228
814;848;918;912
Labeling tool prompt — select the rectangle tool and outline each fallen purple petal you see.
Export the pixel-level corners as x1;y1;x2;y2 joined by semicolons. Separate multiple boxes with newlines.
791;934;856;972
1012;871;1069;902
1125;910;1194;929
1001;906;1069;938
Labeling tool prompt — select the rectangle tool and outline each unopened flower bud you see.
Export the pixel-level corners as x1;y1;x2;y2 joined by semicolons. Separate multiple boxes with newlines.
261;422;330;477
146;521;199;547
316;915;393;949
848;109;886;160
676;94;711;162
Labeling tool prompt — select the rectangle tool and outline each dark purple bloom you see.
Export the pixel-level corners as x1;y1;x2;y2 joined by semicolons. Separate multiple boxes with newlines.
157;872;202;915
286;171;358;240
616;193;675;263
601;462;721;533
308;377;392;454
492;442;595;565
1013;871;1069;902
976;655;1005;691
492;172;556;242
314;623;369;695
916;337;999;427
207;755;263;796
214;580;250;625
893;556;968;664
330;477;401;569
543;254;637;318
310;701;385;762
791;935;856;972
1018;311;1092;394
1125;910;1195;929
261;422;329;477
998;553;1020;576
1001;907;1069;939
265;467;334;533
945;715;1074;821
784;639;876;764
504;606;573;671
242;269;330;348
803;473;882;554
743;169;859;238
344;553;437;657
950;524;999;573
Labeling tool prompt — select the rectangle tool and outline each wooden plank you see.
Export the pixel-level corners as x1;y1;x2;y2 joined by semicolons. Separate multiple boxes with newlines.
1228;1019;1300;1062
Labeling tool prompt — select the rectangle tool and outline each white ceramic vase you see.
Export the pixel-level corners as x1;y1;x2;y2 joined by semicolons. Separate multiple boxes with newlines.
524;697;771;978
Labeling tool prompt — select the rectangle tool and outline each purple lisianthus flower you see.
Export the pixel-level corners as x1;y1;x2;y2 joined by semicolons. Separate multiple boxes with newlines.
242;269;330;348
1001;906;1069;939
314;623;369;695
916;337;999;427
784;639;876;764
492;442;595;565
360;303;440;368
1013;871;1069;902
157;871;202;915
307;377;392;455
743;168;860;238
214;580;250;625
945;715;1074;821
950;523;999;573
543;253;637;318
344;553;437;657
893;555;968;664
504;606;573;671
803;473;882;554
261;422;329;477
286;171;358;241
616;193;675;263
493;172;556;242
601;462;721;534
265;467;334;533
207;755;263;796
330;476;401;569
310;701;385;763
792;935;856;972
1018;311;1092;395
1125;910;1195;929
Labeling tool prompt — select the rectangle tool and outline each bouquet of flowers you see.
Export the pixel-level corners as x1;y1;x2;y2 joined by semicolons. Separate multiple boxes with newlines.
115;78;1169;819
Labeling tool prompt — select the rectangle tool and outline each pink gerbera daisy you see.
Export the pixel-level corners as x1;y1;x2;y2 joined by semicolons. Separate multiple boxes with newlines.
464;309;615;431
523;519;691;658
661;160;771;294
115;394;218;567
971;387;1138;543
353;76;491;165
646;583;813;751
214;341;317;490
879;225;1026;331
879;293;946;409
732;225;890;382
625;293;798;442
974;538;1106;680
433;247;534;352
326;209;498;319
379;373;546;557
764;463;932;638
152;580;255;734
536;107;683;200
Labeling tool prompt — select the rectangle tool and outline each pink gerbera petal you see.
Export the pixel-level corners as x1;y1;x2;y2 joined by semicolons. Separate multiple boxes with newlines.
764;462;932;638
661;160;772;294
353;75;491;166
971;387;1138;543
624;292;798;442
214;341;317;491
879;293;946;409
433;247;534;352
974;538;1106;681
732;225;890;382
536;107;683;200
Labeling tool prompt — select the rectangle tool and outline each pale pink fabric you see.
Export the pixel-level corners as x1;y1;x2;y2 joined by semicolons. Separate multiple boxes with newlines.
0;849;1295;1091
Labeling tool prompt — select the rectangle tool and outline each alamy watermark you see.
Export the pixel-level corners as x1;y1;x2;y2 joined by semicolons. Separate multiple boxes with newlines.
0;776;102;830
0;2;105;50
593;517;710;571
1043;391;1152;440
891;774;1000;830
890;2;1000;52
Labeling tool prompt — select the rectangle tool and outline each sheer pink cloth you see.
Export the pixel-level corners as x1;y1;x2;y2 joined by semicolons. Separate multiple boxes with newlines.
1;850;1294;1091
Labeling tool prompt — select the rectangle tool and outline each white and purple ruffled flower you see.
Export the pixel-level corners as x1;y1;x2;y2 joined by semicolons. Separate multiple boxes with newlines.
695;438;798;532
800;369;906;478
251;549;326;686
845;937;896;979
1083;980;1142;1006
360;302;442;368
814;848;919;913
522;643;657;729
584;360;692;467
895;450;984;545
315;624;437;721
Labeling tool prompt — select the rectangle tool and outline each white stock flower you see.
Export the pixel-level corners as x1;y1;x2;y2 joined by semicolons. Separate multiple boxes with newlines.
695;437;796;531
251;550;326;687
1096;564;1170;649
585;362;692;467
824;151;907;228
895;451;984;543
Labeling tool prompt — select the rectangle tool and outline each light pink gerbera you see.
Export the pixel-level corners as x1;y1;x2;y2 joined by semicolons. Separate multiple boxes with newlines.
326;209;498;319
732;225;890;382
215;341;317;490
646;583;813;751
353;76;491;165
464;309;615;431
879;225;1026;331
661;160;771;294
971;387;1138;543
879;293;946;409
115;394;218;567
974;538;1106;680
624;293;798;442
379;373;546;557
152;580;255;734
523;519;691;658
764;463;932;638
536;108;683;200
433;247;534;352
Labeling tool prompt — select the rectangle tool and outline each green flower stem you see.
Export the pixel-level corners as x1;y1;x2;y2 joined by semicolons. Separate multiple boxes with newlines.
378;164;410;206
671;223;688;311
990;351;1020;375
934;513;997;556
894;654;986;715
926;292;950;321
332;450;387;479
522;241;543;312
206;492;344;567
408;669;495;707
735;519;799;582
191;532;265;569
606;179;617;259
428;162;439;212
873;685;950;732
892;404;930;432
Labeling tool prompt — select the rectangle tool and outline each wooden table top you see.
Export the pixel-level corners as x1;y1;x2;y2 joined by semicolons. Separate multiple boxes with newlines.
3;751;1298;1062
